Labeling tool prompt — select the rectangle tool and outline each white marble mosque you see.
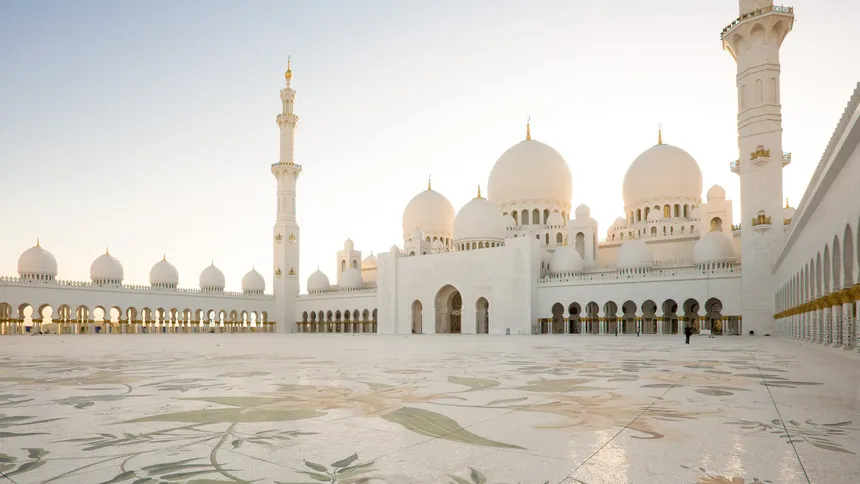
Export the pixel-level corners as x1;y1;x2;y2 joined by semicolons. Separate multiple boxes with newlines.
2;3;860;484
0;0;859;351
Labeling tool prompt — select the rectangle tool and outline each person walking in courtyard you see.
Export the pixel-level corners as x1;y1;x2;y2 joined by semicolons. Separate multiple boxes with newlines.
684;324;693;344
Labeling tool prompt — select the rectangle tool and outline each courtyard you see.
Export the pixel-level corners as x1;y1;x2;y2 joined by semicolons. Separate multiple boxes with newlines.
0;334;857;484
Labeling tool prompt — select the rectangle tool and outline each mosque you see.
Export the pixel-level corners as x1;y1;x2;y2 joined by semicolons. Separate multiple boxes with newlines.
1;2;859;351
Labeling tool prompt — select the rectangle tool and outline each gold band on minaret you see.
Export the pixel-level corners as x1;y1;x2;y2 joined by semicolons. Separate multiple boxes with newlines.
526;116;531;141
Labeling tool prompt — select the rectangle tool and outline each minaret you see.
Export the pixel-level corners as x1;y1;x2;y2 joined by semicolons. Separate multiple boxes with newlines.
722;2;794;334
272;57;302;333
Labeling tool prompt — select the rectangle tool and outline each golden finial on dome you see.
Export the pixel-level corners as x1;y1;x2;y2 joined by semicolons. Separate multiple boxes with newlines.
785;197;789;208
162;254;166;261
526;116;531;141
428;174;432;191
476;184;483;199
106;247;109;255
284;55;292;80
658;123;663;145
36;238;40;247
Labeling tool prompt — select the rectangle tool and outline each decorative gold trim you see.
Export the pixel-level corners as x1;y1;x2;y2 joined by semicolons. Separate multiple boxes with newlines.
526;116;531;141
750;145;771;160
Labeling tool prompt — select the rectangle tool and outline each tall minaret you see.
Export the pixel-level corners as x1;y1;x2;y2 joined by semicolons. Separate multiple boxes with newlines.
272;57;302;333
722;2;794;334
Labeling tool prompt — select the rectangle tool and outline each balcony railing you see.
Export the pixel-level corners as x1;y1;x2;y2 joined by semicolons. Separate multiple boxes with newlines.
721;5;794;38
752;216;773;227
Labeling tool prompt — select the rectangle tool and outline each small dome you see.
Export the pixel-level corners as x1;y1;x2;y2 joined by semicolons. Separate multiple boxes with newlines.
150;258;179;287
541;250;553;264
362;253;377;268
547;211;565;226
200;263;226;291
783;199;796;221
622;143;703;209
617;239;654;269
503;213;516;227
690;206;701;220
611;216;627;229
647;209;663;222
339;267;363;289
693;231;737;264
402;188;455;239
17;241;58;277
307;269;331;293
706;184;726;202
242;268;265;294
488;139;573;207
410;227;424;241
344;238;354;251
574;204;591;219
389;244;401;254
550;245;584;274
90;250;123;282
432;239;446;250
453;197;506;242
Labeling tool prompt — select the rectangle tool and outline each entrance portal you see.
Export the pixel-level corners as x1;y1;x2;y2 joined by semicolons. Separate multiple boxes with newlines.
475;297;489;334
435;285;462;333
411;300;422;334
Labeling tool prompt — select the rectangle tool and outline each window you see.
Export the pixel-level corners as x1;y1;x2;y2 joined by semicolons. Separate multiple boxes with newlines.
522;210;529;225
556;232;563;243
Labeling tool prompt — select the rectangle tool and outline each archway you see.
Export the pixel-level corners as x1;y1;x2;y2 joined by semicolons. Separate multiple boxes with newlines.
475;298;489;334
604;301;619;335
435;285;462;334
586;301;600;334
411;300;423;334
641;300;658;334
550;303;564;335
622;300;637;334
705;298;723;335
683;298;701;334
662;299;679;334
568;302;582;334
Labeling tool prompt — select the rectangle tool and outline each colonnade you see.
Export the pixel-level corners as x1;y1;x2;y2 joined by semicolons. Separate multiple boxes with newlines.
295;321;377;333
775;285;859;350
0;318;276;335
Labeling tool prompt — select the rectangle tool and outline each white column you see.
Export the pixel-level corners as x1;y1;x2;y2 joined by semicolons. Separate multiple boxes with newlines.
831;301;841;347
843;299;854;350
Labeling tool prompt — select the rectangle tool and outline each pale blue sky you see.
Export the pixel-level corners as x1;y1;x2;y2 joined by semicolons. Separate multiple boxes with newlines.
1;0;858;292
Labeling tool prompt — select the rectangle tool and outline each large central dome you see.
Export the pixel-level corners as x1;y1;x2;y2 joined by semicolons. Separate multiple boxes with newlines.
487;139;572;206
622;142;703;209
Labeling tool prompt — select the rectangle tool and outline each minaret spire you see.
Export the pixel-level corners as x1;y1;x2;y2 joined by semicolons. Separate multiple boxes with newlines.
722;2;793;337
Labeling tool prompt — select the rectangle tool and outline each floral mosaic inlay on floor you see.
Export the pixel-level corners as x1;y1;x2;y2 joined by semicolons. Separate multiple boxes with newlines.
0;335;858;483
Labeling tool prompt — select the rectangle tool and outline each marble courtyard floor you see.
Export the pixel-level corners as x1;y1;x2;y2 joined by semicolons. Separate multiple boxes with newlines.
1;335;858;484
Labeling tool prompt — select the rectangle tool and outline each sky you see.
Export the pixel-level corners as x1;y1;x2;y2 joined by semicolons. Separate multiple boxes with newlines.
1;0;858;293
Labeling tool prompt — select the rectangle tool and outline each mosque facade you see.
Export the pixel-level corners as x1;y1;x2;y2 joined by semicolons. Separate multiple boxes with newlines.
2;2;859;351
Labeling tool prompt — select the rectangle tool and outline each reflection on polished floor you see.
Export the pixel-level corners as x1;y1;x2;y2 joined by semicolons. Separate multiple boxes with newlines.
1;334;858;484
